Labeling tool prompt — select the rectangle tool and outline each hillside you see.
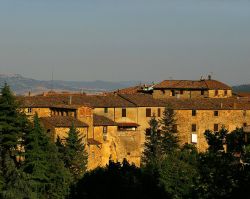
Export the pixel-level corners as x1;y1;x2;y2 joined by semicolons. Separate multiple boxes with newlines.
232;84;250;92
0;74;141;95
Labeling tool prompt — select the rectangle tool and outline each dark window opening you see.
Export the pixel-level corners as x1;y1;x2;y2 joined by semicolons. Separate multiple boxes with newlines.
192;110;196;116
171;90;175;96
192;124;197;132
180;90;184;95
201;90;205;95
214;111;219;116
243;123;247;127
146;108;151;117
214;124;219;132
104;107;108;113
122;108;126;117
215;90;219;96
158;108;161;117
224;90;228;96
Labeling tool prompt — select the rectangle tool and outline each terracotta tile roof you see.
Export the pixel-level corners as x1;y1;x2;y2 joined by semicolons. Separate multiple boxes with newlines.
117;122;140;127
19;95;135;108
161;98;250;110
154;79;231;90
237;92;250;99
87;138;101;145
40;116;88;128
93;114;117;126
118;93;166;107
114;85;143;94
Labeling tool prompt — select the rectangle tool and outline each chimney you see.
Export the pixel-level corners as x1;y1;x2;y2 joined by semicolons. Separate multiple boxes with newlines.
208;75;212;80
28;91;31;96
69;96;72;105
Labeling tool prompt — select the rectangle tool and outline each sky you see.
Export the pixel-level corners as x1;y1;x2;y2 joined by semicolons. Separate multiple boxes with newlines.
0;0;250;85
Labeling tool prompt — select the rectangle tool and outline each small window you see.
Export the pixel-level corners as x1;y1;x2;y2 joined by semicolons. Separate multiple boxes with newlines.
127;152;131;155
122;108;126;117
161;90;166;94
192;110;196;116
214;111;219;116
146;108;151;117
224;90;228;96
157;108;161;117
192;124;196;132
103;126;108;134
191;134;197;143
243;123;247;127
215;90;219;96
171;90;175;96
214;124;219;132
201;90;205;95
180;90;184;95
27;108;32;113
104;107;108;113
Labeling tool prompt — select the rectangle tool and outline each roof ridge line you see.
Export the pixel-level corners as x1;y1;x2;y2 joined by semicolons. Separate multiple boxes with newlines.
117;94;138;106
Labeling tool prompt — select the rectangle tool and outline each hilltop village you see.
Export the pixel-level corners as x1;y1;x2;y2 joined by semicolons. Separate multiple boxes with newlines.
19;76;250;170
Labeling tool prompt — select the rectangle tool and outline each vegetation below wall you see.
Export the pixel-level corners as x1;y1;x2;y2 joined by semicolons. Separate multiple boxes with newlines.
1;84;250;199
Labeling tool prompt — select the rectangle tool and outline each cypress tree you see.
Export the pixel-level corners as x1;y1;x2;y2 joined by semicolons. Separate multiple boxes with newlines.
23;114;71;199
159;105;179;154
141;115;162;168
63;123;88;181
0;83;31;161
1;152;32;199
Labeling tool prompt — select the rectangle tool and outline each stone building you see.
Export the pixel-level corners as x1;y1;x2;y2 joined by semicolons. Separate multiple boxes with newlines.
19;79;250;170
152;77;232;99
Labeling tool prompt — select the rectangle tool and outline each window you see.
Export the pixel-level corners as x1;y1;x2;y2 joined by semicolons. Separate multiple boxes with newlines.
214;111;219;116
224;90;228;96
192;110;196;116
214;124;219;132
146;108;151;117
201;90;205;95
215;90;219;96
27;108;32;113
180;90;184;95
122;108;126;117
243;123;247;127
103;126;108;134
191;134;197;143
171;90;175;96
161;90;166;94
192;124;197;132
104;107;108;113
157;108;161;117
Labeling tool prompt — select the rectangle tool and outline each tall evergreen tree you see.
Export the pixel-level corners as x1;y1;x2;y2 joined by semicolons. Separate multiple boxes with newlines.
0;83;31;160
23;114;71;199
159;105;179;154
63;123;88;181
141;115;162;168
1;152;32;199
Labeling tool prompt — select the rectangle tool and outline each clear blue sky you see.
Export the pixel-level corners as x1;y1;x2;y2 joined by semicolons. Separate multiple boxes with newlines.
0;0;249;85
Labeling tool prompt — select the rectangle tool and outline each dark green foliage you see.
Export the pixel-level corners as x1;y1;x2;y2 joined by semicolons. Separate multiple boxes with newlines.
159;146;199;199
226;128;245;154
159;106;179;154
1;152;32;199
61;124;88;181
72;159;169;199
0;83;31;159
204;127;228;153
23;114;71;199
141;116;162;169
197;152;240;199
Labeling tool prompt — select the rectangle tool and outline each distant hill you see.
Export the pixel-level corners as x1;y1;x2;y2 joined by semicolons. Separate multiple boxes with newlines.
232;84;250;92
0;74;142;95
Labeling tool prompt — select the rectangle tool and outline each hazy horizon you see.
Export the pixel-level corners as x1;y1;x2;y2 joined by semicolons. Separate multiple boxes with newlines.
0;1;250;85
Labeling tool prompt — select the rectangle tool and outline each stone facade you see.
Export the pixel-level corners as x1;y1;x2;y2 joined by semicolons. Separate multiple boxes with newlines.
20;80;250;170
